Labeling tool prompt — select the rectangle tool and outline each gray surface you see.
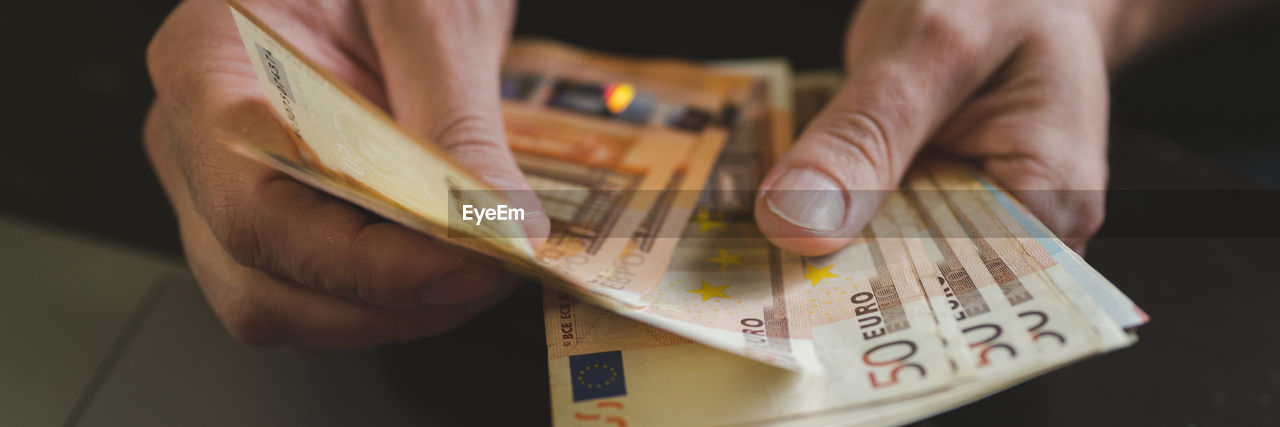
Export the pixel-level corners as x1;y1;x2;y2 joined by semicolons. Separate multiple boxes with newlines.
1;216;437;426
74;274;435;427
0;215;183;426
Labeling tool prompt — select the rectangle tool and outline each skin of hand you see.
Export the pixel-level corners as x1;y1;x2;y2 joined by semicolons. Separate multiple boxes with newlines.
756;0;1127;256
144;0;549;352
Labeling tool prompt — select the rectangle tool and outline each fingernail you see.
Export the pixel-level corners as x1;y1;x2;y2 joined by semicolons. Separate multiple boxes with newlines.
421;271;498;305
764;168;846;231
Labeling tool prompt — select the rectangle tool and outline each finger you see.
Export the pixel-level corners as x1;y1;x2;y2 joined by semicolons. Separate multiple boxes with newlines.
151;110;515;350
1008;184;1104;255
963;134;1107;255
755;1;1020;256
147;3;512;309
183;192;515;351
148;0;387;115
175;102;511;308
982;158;1105;255
360;0;550;246
936;14;1110;255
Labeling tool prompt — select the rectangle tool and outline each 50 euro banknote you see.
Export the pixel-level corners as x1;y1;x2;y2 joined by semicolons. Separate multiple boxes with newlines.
221;4;1148;423
223;2;756;312
542;162;1146;426
540;70;1147;425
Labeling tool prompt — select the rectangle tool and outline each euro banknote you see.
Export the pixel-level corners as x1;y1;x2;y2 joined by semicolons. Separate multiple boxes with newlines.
225;2;753;313
500;39;756;289
540;71;1146;425
221;4;1146;424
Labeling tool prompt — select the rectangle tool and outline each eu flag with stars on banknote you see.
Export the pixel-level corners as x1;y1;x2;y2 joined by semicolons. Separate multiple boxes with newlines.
569;351;627;402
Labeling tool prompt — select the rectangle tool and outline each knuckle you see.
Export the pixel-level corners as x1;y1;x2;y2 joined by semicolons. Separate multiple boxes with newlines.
810;110;896;186
431;113;507;156
318;226;384;305
348;257;382;305
144;37;165;89
145;0;200;100
911;3;983;62
208;195;269;269
1071;194;1106;237
200;173;280;273
1006;160;1106;240
313;261;366;305
222;299;283;347
144;23;173;95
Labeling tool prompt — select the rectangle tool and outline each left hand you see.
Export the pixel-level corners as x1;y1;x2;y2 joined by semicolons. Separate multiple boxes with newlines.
144;0;542;352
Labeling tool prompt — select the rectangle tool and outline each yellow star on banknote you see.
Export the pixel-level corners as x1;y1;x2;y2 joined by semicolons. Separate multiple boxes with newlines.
687;280;732;301
693;209;725;233
804;264;839;287
706;249;744;271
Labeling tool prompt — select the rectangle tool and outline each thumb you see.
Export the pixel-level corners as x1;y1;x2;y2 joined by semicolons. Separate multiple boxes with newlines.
754;82;922;256
755;3;1012;256
361;0;549;246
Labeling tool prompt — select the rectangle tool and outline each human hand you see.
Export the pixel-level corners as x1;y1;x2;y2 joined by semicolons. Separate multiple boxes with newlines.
756;0;1121;255
144;0;547;351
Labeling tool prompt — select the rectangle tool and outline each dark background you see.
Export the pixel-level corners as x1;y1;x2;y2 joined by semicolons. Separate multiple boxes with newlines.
2;1;1278;425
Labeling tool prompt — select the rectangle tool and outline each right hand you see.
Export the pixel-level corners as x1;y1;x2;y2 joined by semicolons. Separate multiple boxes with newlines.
144;0;547;352
755;0;1115;256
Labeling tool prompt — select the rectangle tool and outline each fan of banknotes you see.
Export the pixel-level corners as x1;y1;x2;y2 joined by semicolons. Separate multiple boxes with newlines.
227;3;1147;425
